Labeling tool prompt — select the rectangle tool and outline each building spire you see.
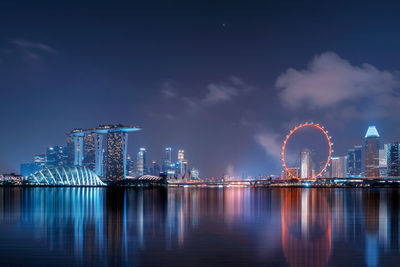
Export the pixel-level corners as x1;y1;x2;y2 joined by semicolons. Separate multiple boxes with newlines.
365;126;380;138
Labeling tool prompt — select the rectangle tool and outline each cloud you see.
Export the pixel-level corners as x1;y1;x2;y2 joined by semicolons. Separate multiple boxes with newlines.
161;76;255;116
255;133;282;160
276;51;400;109
203;76;253;104
9;39;57;60
160;80;178;98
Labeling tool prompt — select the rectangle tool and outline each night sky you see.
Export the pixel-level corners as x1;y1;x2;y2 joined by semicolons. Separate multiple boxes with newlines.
2;1;400;177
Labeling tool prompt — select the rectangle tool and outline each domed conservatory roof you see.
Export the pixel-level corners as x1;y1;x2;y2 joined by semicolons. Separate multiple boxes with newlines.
28;165;105;186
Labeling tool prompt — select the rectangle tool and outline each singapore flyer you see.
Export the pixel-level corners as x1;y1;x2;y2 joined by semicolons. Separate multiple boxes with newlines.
281;122;332;180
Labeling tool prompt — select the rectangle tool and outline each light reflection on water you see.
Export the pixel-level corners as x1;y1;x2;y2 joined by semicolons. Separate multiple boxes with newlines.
0;187;399;266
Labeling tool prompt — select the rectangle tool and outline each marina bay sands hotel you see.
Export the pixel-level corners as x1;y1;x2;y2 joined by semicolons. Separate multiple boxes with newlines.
66;124;141;182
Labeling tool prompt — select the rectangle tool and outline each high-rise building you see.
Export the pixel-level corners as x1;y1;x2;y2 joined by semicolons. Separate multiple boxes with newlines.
347;146;363;177
46;146;68;168
82;133;103;176
183;160;189;175
136;148;148;176
150;161;161;176
165;147;172;163
300;149;312;179
33;153;46;170
126;154;135;177
379;144;388;177
387;142;400;177
365;126;380;178
20;163;39;177
106;131;128;182
191;168;200;179
68;125;141;182
162;147;175;176
66;129;84;166
331;156;346;178
178;149;184;163
177;149;185;175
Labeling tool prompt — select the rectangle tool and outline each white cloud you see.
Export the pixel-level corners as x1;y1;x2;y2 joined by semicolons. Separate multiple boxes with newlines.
276;51;399;109
160;80;178;98
255;133;282;160
203;76;253;104
203;83;239;104
10;39;57;60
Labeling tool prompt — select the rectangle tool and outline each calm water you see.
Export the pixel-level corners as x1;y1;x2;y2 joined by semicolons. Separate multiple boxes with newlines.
0;187;399;266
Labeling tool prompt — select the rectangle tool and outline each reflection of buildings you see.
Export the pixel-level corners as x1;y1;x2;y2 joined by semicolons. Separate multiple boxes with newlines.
365;126;380;177
1;187;400;265
281;189;331;267
364;190;380;267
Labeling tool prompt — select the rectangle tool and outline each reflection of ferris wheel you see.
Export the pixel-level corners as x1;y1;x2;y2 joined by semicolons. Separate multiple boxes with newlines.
281;122;333;179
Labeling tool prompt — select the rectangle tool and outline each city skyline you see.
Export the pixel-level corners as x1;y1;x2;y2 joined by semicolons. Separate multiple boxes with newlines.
3;2;400;178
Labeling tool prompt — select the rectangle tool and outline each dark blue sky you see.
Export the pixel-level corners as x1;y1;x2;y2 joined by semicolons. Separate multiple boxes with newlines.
1;0;400;177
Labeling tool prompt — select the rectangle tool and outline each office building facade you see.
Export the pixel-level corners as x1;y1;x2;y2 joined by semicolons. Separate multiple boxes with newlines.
364;126;380;177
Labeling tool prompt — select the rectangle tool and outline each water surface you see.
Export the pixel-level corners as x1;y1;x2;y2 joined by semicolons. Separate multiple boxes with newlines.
0;187;398;266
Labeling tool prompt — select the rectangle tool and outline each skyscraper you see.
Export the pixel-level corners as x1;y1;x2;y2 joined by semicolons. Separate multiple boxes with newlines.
66;129;85;166
106;131;128;182
387;142;399;177
136;148;148;176
331;156;346;178
300;149;312;179
177;149;185;175
46;146;68;168
150;161;160;176
379;144;388;177
347;146;362;177
82;133;103;176
126;154;135;177
191;168;200;179
365;126;380;178
162;147;174;175
33;153;46;170
20;163;39;177
67;125;141;182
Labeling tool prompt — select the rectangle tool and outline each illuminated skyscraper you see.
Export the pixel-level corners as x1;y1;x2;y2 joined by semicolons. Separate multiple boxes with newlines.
67;125;141;182
46;146;68;168
347;146;363;177
177;149;185;175
387;142;399;177
166;147;172;162
150;161;160;176
379;144;388;177
66;129;84;166
106;131;128;182
82;133;103;176
33;153;46;169
162;147;174;175
191;168;200;179
126;154;135;177
136;148;148;176
300;149;312;179
365;126;380;177
183;160;189;175
331;156;346;178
